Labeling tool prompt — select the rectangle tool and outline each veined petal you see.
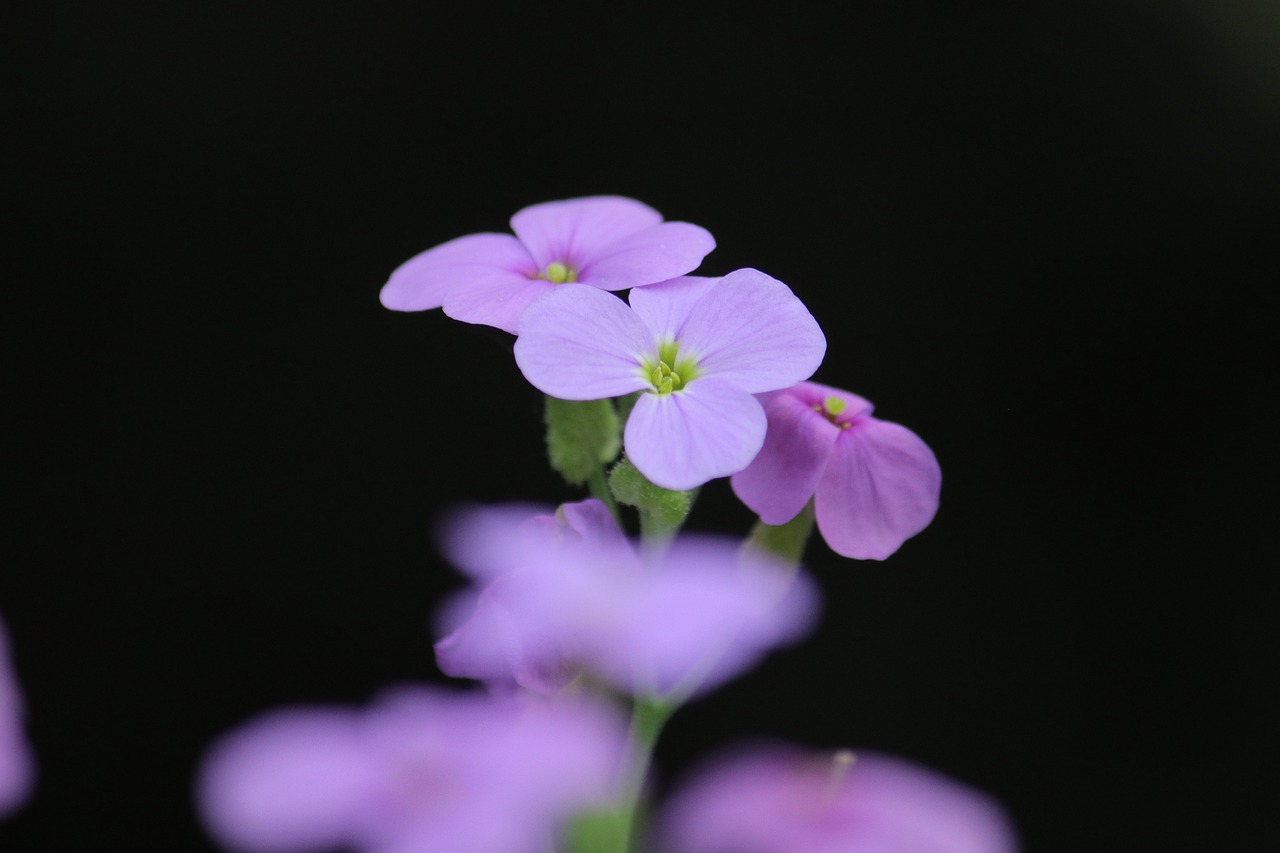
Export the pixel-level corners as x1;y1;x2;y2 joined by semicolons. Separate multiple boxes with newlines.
577;222;716;291
380;233;534;312
443;274;551;334
677;269;826;394
815;417;942;560
624;379;766;491
514;285;652;400
628;276;720;341
511;196;662;271
731;390;840;524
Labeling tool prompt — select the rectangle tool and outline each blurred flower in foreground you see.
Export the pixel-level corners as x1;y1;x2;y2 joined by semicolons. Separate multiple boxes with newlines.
732;382;941;560
1;615;34;818
380;195;716;334
434;499;819;698
515;272;826;490
197;686;625;853
660;745;1018;853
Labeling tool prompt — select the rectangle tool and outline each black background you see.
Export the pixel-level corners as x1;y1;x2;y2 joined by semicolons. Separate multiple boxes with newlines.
5;1;1276;850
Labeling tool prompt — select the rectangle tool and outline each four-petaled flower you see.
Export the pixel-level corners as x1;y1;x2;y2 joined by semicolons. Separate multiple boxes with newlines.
434;499;819;698
197;687;626;853
380;196;716;334
732;382;941;559
660;744;1018;853
515;272;826;490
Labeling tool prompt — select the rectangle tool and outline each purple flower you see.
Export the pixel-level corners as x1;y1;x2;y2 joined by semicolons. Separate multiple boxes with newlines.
660;745;1019;853
197;686;626;853
380;196;716;334
515;272;826;490
731;382;941;560
434;499;819;698
1;616;34;819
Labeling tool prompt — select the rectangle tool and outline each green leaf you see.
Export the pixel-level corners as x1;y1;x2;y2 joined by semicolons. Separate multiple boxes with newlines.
544;396;622;486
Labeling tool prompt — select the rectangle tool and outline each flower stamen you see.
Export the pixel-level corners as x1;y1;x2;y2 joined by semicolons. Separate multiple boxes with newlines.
538;262;577;284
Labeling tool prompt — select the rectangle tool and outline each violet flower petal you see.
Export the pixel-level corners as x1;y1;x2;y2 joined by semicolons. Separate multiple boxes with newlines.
730;390;841;525
815;416;942;560
0;617;34;818
514;284;652;400
441;273;552;335
627;276;721;341
577;222;716;291
677;269;826;394
661;746;1018;853
380;233;534;312
625;378;767;491
510;196;662;271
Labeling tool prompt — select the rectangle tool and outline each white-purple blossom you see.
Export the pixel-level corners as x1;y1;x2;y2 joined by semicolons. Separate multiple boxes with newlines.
1;615;34;819
732;382;941;560
514;271;826;490
660;745;1019;853
434;499;819;698
380;196;716;334
196;686;626;853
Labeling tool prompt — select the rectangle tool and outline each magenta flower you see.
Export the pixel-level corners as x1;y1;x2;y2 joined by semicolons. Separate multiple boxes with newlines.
379;195;716;334
1;616;34;819
197;686;626;853
434;499;819;698
731;382;941;560
660;745;1019;853
515;272;826;490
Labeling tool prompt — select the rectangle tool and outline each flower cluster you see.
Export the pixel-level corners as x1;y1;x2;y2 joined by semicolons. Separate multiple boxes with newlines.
192;196;1013;853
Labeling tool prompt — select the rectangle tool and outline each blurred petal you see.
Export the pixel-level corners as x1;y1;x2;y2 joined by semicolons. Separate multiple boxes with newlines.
662;746;1017;853
435;502;551;581
514;284;652;399
731;390;839;524
197;709;380;852
628;276;720;341
677;269;826;393
442;274;550;335
0;618;33;818
510;196;662;271
578;222;716;290
815;417;942;560
625;379;766;491
380;233;534;312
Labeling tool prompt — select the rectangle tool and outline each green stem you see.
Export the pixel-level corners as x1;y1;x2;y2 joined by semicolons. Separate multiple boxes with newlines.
743;500;816;571
589;465;621;525
612;697;677;853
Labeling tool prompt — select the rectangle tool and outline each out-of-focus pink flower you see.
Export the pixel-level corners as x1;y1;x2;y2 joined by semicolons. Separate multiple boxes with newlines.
515;272;826;490
1;615;34;818
196;686;626;853
731;382;941;560
434;499;819;698
380;195;716;334
660;745;1018;853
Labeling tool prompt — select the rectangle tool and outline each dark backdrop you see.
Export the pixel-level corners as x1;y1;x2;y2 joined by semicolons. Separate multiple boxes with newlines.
5;1;1276;850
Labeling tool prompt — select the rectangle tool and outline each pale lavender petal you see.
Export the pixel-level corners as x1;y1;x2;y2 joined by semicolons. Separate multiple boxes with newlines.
677;269;826;393
435;502;551;581
662;745;1018;853
577;222;716;291
0;618;33;818
514;284;652;399
557;498;630;555
197;709;381;852
815;417;942;560
510;196;662;271
624;379;767;491
627;276;720;341
380;233;534;312
783;380;874;421
731;390;840;524
442;274;551;335
602;538;819;696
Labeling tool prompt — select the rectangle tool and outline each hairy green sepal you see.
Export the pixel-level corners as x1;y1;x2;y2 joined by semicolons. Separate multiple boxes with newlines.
608;457;696;544
544;396;622;486
743;500;815;569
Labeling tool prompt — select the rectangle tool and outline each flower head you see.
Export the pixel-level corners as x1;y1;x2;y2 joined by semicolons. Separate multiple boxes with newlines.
434;499;819;699
1;616;34;819
660;745;1019;853
196;686;625;853
731;382;941;560
515;271;826;490
380;196;716;334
